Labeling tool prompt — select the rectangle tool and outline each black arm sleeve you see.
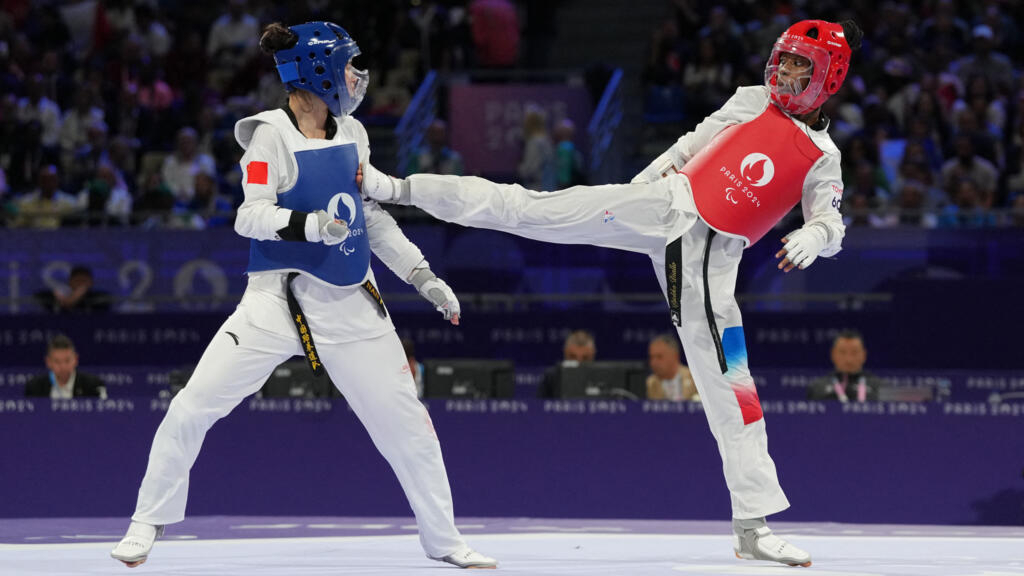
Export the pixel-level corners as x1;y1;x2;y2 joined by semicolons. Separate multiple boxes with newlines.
276;210;309;242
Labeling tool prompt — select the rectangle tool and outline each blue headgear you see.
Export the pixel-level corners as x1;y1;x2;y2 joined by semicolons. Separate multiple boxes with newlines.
273;22;368;117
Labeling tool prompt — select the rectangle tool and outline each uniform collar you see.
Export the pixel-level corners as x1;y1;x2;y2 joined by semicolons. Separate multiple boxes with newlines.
280;105;338;140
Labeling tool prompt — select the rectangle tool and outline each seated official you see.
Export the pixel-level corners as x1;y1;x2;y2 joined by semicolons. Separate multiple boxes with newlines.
646;334;699;402
806;330;881;402
24;334;107;399
537;329;596;398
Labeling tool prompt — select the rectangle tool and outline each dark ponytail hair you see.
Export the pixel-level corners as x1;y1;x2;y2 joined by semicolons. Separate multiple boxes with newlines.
260;22;298;55
839;20;863;50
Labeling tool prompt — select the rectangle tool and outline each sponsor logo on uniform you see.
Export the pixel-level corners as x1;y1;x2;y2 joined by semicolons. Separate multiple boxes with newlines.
718;168;762;207
739;153;775;187
326;193;363;255
718;152;774;208
603;210;615;223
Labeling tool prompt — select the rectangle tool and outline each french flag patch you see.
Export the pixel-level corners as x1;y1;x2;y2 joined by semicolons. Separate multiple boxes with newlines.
246;161;268;185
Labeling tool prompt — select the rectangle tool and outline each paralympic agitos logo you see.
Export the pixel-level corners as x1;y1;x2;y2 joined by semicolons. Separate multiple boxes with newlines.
720;153;774;208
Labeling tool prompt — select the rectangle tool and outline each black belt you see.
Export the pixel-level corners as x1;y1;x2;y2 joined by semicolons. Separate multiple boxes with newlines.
701;229;728;374
285;272;388;376
664;230;728;375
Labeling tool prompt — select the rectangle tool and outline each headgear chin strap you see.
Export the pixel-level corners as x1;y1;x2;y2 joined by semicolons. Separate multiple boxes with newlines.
273;21;368;117
765;20;851;115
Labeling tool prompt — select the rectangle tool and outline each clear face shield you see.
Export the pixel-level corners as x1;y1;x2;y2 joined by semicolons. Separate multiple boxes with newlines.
764;37;831;115
331;48;368;116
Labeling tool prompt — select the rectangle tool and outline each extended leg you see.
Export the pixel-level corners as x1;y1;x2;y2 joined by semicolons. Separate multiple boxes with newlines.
407;173;682;255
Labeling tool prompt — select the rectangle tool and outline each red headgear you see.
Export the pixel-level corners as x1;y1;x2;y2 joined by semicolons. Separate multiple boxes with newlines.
765;20;852;115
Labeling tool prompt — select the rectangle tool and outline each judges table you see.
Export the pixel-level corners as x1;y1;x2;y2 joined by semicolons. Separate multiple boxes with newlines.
1;397;1021;525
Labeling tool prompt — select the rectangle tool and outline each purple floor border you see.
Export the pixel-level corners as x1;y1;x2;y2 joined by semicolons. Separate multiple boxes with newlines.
3;516;1023;545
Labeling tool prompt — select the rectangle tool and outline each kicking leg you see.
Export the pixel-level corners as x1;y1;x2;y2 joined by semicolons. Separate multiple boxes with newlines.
407;173;681;255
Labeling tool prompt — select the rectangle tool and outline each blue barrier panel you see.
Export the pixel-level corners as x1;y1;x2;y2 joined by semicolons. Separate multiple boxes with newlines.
0;398;1021;525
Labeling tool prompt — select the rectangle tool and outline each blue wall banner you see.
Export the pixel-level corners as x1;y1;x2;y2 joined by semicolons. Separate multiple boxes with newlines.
0;398;1020;525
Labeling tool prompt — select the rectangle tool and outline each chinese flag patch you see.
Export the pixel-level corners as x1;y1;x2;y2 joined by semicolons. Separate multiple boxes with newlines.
246;161;268;185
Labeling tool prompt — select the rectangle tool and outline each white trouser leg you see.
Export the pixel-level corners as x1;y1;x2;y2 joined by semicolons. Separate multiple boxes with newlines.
320;332;464;558
132;307;296;525
408;174;681;254
656;221;789;519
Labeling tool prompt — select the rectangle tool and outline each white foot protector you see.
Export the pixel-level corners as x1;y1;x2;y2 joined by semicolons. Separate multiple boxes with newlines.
733;518;811;567
111;521;164;567
430;546;499;569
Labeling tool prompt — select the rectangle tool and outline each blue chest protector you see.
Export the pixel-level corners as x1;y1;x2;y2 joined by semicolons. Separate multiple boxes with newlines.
247;144;370;286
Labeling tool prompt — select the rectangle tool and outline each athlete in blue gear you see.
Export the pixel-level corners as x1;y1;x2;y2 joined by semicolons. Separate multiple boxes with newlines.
111;22;496;570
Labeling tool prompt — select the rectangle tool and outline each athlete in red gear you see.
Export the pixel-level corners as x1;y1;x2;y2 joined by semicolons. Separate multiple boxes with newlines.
364;19;863;568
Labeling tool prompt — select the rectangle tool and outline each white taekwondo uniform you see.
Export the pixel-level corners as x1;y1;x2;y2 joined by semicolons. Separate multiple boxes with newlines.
404;85;845;519
130;108;466;558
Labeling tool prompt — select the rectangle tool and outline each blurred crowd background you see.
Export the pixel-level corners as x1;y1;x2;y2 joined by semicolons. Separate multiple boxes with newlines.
3;0;1024;230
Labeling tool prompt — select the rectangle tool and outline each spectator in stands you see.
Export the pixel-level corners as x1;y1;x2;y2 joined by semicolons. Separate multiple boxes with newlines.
74;161;133;227
67;118;110;193
938;177;997;228
12;164;77;228
407;119;464;176
133;171;175;228
24;334;107;399
889;160;942;228
7;118;58;196
16;74;61;152
469;0;519;68
402;337;425;398
806;330;881;403
171;168;233;229
161;127;216;204
917;0;970;60
135;4;172;61
518;105;556;191
1007;118;1024;200
646;334;698;402
537;329;596;398
58;86;105;172
949;25;1015;95
34;265;111;313
940;134;998;204
683;36;734;120
954;75;1006;143
205;0;260;92
554;118;584;188
1011;194;1024;227
643;19;684;87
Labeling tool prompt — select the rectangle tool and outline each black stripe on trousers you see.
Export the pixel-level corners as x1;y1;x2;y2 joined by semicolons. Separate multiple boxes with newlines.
702;229;728;374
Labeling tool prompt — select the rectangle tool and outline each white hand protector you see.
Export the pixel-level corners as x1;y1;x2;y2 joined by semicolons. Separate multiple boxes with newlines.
313;210;350;245
782;226;827;269
409;267;461;323
361;163;408;203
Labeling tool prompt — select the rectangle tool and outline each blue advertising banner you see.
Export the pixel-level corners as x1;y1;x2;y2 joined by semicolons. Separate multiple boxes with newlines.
2;227;1024;369
0;398;1021;525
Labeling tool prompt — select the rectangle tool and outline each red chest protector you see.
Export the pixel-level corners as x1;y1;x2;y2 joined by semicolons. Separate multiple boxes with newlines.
679;104;823;246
